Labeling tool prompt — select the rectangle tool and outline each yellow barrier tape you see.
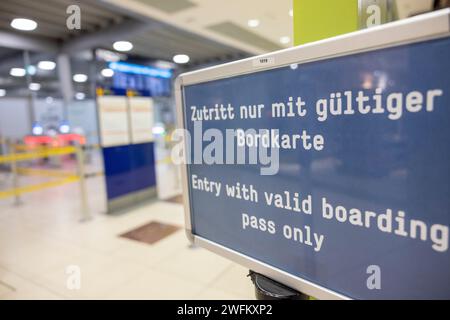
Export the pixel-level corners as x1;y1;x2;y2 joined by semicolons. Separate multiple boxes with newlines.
0;146;77;164
13;144;100;151
13;144;48;152
0;176;79;200
17;167;74;178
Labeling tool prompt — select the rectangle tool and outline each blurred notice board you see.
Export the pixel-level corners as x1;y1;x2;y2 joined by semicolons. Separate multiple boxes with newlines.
97;96;130;147
129;97;154;144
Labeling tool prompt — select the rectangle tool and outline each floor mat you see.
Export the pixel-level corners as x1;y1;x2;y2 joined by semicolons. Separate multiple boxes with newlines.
120;221;180;245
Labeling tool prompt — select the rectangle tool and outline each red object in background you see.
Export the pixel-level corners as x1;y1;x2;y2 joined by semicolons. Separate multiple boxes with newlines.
24;134;86;148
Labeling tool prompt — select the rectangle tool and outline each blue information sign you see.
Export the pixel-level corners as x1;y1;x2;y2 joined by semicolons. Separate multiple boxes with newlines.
176;11;450;299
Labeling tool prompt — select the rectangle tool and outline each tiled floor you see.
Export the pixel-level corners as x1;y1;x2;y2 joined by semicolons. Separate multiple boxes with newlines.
0;174;255;300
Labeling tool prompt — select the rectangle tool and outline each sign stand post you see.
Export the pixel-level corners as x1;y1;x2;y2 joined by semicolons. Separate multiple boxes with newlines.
9;141;23;206
249;271;309;300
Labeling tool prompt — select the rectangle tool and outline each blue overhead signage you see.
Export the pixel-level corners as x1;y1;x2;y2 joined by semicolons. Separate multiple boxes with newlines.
109;62;172;96
109;61;172;79
179;34;450;299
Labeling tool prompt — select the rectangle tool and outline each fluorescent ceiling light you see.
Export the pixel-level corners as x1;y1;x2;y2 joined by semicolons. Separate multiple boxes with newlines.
113;41;133;52
289;9;293;17
73;74;88;83
75;92;85;100
29;83;41;91
280;36;291;44
101;68;114;77
173;54;190;64
0;89;6;97
10;67;26;77
247;19;260;27
11;18;37;31
38;61;56;70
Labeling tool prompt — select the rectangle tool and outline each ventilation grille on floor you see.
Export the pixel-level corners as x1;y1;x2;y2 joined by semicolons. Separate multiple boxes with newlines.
207;21;283;52
134;0;197;13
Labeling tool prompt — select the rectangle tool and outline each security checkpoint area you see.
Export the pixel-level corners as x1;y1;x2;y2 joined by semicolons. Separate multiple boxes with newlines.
0;0;449;311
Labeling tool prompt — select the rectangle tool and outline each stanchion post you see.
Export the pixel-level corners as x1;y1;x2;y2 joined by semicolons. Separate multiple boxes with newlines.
9;142;23;206
75;143;91;222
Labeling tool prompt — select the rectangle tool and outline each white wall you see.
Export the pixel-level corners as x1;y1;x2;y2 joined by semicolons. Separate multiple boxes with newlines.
0;97;30;140
67;99;99;145
0;97;99;145
35;98;64;131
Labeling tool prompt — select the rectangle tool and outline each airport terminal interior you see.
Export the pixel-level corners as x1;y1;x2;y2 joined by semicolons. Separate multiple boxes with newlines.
0;0;448;300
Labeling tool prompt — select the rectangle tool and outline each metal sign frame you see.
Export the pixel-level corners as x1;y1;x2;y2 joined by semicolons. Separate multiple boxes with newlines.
174;9;450;300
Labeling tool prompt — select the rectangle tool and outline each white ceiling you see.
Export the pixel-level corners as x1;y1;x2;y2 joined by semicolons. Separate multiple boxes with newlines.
103;0;437;55
103;0;294;55
395;0;434;19
102;0;440;54
177;0;294;47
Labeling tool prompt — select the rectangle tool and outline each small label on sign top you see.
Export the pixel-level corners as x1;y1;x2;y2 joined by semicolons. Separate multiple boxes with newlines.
252;56;275;68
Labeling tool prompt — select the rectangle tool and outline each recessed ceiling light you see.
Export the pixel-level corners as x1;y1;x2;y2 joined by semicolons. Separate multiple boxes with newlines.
113;41;133;52
280;36;291;44
75;92;85;100
289;9;293;17
247;19;260;28
11;18;37;31
101;68;114;77
10;67;26;77
0;89;6;97
38;61;56;70
73;74;88;83
29;83;41;91
173;54;190;64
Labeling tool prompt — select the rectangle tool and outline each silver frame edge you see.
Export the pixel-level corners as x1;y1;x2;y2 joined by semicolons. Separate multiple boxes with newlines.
174;76;194;243
195;236;350;300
